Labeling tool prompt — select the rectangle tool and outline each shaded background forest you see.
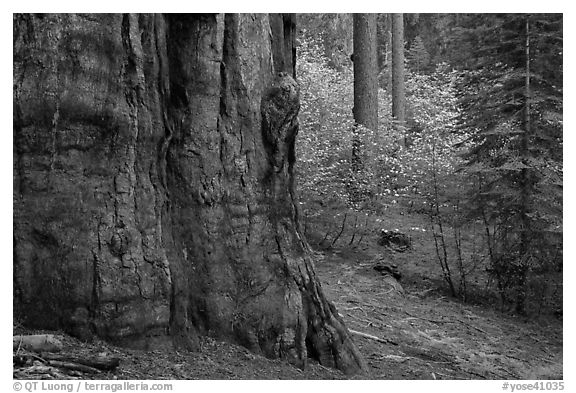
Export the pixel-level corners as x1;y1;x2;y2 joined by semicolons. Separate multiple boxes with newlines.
295;13;562;317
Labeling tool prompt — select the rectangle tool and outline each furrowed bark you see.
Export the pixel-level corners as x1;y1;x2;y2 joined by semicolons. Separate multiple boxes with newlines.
13;13;365;375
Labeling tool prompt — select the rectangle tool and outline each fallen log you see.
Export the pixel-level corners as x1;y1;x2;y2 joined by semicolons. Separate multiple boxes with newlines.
46;360;101;374
41;353;120;371
13;335;63;353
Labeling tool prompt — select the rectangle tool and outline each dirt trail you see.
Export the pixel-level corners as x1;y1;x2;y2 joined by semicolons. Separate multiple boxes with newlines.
315;249;563;380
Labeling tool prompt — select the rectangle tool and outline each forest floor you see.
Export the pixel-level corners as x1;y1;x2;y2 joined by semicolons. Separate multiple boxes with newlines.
314;249;563;380
13;209;563;380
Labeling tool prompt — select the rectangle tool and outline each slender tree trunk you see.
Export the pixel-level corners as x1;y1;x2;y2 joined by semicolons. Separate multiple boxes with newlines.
391;13;406;144
351;13;378;202
352;13;378;131
13;13;365;375
352;14;378;165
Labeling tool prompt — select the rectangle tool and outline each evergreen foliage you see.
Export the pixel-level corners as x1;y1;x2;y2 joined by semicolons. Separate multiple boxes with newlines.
453;14;562;312
407;36;431;73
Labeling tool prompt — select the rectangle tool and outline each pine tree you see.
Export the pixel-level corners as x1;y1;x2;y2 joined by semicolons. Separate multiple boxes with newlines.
456;14;562;313
407;35;430;73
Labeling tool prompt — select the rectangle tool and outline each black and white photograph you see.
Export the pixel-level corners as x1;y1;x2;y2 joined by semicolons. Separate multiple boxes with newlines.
12;10;564;385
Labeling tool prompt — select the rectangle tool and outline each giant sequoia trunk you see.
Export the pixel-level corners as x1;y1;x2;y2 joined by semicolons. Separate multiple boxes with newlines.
13;13;365;375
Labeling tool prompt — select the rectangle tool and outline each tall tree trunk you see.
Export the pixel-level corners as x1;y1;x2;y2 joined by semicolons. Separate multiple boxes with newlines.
13;13;365;375
391;13;406;144
517;15;532;315
351;13;378;201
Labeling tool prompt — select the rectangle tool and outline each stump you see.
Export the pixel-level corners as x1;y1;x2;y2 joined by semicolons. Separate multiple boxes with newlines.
378;229;411;252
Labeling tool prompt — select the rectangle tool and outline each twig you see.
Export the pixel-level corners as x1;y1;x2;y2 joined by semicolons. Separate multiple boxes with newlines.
402;309;489;335
15;335;23;355
497;366;520;379
349;329;398;346
461;369;487;379
368;353;411;363
329;212;348;247
431;370;464;380
355;216;370;247
456;319;489;335
342;306;368;316
343;306;364;311
348;215;359;245
403;310;445;324
319;228;332;246
503;353;525;362
316;363;333;372
14;351;47;364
